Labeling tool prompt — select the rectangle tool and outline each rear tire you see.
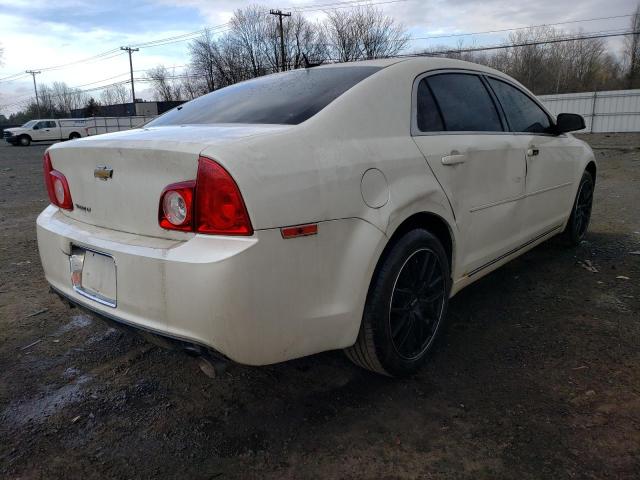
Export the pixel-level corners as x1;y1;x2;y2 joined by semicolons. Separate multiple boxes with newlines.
69;132;81;140
18;135;31;146
562;170;594;245
345;229;451;377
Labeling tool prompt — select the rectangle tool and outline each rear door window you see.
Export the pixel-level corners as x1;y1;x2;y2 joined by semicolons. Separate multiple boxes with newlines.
426;73;503;132
416;79;444;132
488;78;552;133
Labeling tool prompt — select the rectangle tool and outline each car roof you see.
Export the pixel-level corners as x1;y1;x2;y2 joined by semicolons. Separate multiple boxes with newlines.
318;56;507;77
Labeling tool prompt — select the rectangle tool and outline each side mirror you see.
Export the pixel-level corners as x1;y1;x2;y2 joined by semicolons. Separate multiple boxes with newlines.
555;113;585;134
33;125;39;130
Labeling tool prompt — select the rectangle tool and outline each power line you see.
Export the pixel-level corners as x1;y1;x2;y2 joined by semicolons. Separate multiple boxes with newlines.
408;14;635;43
2;27;639;113
411;29;640;57
291;0;410;12
0;9;632;85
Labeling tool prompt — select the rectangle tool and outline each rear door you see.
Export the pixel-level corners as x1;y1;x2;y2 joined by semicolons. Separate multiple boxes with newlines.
486;77;578;240
411;72;528;275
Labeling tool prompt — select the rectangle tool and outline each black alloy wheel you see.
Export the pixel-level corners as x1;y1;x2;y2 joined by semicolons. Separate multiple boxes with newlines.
389;248;446;361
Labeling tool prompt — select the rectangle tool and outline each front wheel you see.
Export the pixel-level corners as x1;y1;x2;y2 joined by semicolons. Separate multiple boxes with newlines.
18;135;31;147
345;229;451;376
562;170;594;245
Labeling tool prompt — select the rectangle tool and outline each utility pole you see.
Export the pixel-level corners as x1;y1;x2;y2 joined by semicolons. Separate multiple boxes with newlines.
120;46;139;108
25;70;41;117
269;9;291;71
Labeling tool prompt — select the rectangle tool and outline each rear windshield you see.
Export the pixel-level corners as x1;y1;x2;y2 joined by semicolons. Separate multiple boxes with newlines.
147;66;381;126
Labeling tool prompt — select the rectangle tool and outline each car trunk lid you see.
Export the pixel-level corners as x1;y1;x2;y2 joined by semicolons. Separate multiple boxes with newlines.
48;125;289;240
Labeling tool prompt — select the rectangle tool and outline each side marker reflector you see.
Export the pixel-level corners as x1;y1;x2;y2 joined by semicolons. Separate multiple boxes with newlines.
281;224;318;239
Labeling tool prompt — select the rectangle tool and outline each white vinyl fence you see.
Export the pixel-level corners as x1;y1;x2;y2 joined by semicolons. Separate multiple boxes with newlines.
539;89;640;133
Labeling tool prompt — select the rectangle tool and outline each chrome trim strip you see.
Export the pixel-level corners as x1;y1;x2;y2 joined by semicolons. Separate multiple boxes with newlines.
469;182;573;212
466;224;563;277
72;285;117;308
469;193;525;213
527;181;573;198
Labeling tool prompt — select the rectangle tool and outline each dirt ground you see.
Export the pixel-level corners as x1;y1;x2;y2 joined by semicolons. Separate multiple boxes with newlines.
0;134;638;479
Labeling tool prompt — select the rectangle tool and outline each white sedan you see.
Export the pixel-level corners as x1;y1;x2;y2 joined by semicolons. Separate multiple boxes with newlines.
37;57;595;377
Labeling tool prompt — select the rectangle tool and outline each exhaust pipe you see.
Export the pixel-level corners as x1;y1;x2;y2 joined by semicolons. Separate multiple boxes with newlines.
197;356;228;378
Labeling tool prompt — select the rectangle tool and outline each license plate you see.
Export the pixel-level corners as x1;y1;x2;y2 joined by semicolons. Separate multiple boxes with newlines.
69;247;117;307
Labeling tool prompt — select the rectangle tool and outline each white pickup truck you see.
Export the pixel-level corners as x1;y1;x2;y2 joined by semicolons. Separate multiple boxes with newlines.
3;119;87;146
3;116;156;146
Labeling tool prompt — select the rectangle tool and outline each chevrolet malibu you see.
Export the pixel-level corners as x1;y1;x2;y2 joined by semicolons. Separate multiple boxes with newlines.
37;57;595;377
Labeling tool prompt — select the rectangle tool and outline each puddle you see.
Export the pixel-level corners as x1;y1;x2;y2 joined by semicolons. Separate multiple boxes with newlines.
54;314;93;336
1;374;93;428
62;367;81;380
85;328;118;345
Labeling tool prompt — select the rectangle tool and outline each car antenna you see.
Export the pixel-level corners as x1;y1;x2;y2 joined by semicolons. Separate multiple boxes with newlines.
303;53;323;68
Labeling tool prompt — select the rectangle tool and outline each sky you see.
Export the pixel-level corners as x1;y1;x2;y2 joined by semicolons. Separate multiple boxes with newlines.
0;0;635;115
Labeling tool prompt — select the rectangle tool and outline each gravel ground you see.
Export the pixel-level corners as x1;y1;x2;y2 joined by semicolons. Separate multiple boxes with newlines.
0;134;638;479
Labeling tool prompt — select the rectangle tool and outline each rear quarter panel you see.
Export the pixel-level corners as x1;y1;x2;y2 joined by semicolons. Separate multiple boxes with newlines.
200;61;459;276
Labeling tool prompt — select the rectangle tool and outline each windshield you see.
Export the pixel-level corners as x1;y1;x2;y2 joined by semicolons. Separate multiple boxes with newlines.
147;66;381;127
22;120;38;128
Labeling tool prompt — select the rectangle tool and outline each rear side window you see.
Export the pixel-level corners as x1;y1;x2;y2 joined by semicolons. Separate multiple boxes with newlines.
488;78;551;133
424;73;503;132
416;80;444;132
147;66;381;126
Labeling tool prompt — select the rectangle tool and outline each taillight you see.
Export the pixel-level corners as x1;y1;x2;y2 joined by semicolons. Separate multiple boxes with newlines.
43;151;73;210
194;156;253;235
158;156;253;236
158;181;195;231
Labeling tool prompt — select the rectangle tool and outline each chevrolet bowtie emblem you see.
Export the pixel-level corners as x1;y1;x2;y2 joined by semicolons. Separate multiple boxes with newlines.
94;166;113;180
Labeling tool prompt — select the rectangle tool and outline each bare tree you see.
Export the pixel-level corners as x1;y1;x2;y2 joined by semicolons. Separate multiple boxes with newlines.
100;87;117;106
146;65;182;101
324;5;408;62
423;26;620;94
324;10;361;62
189;28;217;92
113;83;129;104
180;70;205;100
49;81;87;115
37;84;56;116
230;5;270;77
624;3;640;88
100;83;129;105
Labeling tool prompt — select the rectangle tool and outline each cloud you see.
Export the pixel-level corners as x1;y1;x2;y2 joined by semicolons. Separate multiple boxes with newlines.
0;0;634;114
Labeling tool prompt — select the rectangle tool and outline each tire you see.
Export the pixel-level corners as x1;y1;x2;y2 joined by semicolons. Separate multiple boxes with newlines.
562;170;594;245
18;135;31;147
69;132;80;140
345;229;451;377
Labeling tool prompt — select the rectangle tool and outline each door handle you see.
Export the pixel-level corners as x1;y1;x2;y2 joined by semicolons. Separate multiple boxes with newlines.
441;154;466;165
527;147;539;157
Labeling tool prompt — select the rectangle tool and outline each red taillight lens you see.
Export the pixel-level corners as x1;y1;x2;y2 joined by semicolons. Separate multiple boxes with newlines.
158;181;195;231
194;156;253;236
157;156;252;236
43;151;73;210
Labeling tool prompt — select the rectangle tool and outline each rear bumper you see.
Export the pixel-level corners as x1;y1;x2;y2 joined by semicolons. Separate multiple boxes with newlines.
37;206;383;365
